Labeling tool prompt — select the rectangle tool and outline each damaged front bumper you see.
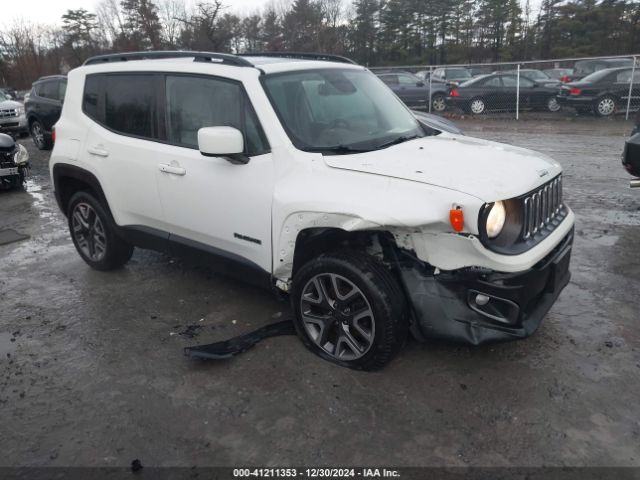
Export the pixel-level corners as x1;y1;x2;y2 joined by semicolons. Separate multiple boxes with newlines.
397;229;574;345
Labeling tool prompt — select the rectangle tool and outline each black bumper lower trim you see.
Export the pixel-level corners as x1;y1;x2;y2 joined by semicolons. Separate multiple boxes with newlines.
398;230;574;345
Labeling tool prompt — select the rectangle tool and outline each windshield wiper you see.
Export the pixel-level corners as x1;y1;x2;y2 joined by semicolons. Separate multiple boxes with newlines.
375;134;421;150
305;145;373;155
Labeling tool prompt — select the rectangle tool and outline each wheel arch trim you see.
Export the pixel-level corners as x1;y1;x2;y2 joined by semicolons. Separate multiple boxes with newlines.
52;163;109;217
273;212;383;284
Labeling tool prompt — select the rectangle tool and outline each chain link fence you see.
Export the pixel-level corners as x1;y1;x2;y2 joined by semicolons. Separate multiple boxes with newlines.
370;54;639;121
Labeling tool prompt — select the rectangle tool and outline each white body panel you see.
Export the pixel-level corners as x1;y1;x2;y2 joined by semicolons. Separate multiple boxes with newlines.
50;57;575;287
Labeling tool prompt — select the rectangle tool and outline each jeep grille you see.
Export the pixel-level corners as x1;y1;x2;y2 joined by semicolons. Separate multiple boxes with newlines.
522;176;563;241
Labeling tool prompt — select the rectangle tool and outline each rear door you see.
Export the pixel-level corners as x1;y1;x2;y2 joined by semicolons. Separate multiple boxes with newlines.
81;73;168;233
479;75;504;110
36;80;64;132
613;69;640;110
517;77;543;108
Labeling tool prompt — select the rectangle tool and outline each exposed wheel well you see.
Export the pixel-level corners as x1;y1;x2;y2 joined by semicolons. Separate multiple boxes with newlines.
291;228;397;276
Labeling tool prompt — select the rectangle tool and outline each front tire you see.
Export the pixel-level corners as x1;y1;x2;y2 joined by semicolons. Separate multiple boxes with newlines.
291;250;408;371
67;191;133;271
30;120;52;150
594;95;617;117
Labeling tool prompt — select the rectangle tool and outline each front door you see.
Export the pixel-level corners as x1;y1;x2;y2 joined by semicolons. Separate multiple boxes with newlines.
155;74;274;274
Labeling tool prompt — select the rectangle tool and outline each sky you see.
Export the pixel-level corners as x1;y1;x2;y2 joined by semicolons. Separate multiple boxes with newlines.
1;0;543;27
1;0;272;27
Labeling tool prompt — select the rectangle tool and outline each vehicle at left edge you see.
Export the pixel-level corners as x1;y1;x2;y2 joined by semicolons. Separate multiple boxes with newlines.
0;128;30;190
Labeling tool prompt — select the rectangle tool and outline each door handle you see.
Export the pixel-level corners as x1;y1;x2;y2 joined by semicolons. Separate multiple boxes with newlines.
88;145;109;157
158;163;186;176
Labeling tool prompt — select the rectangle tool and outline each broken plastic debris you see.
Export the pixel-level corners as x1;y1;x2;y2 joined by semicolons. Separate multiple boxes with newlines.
184;320;295;360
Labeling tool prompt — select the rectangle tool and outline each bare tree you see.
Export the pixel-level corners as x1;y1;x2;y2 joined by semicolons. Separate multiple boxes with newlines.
158;0;186;48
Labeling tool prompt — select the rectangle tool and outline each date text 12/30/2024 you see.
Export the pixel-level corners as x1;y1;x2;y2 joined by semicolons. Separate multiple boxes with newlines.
233;468;401;478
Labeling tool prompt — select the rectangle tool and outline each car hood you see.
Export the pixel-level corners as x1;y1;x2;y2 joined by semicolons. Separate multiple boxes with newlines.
323;135;563;202
0;100;23;109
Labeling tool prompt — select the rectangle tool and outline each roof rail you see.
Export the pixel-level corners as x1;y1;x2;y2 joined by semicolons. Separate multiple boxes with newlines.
240;52;357;65
83;51;253;67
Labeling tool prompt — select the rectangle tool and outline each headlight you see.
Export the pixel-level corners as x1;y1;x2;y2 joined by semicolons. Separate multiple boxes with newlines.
17;106;25;115
15;143;29;165
485;201;506;238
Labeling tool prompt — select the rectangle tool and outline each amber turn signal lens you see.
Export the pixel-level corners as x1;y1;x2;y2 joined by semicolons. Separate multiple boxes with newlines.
450;208;464;232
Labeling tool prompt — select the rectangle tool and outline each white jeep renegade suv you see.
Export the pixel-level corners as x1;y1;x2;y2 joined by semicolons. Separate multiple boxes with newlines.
50;51;574;370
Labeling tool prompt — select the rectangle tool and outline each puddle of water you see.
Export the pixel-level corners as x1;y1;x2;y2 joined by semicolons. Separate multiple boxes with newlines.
0;332;17;357
25;179;45;207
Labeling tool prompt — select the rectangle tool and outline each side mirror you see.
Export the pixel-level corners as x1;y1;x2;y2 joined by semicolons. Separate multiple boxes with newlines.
197;126;248;164
416;81;425;87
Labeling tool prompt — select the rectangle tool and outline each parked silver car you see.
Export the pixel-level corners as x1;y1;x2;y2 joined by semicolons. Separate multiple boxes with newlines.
0;91;28;136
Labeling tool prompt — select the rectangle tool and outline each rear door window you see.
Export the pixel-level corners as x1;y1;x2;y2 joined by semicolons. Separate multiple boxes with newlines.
39;81;59;100
380;75;398;86
104;74;157;139
398;74;418;85
501;76;519;87
483;77;502;87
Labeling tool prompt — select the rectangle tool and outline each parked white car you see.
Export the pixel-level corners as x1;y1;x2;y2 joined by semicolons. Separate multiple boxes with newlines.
50;52;575;370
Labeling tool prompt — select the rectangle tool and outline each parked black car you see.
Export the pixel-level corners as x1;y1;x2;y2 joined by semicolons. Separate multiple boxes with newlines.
25;75;67;150
558;67;640;117
377;72;450;112
447;73;562;114
431;67;473;85
572;58;633;82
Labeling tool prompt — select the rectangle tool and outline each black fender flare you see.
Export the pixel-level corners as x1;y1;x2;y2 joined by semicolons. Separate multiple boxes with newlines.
52;163;109;217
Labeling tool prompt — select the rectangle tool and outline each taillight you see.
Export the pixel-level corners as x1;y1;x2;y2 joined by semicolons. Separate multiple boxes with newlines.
450;88;460;97
560;75;570;83
569;87;582;96
51;127;56;144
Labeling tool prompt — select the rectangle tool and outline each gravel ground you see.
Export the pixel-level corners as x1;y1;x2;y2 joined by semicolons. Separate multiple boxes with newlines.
0;118;639;468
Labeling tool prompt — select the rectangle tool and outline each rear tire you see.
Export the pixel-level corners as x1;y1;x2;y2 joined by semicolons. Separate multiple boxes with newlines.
431;94;447;113
291;250;408;371
67;191;134;271
594;95;617;117
546;96;561;112
469;97;486;115
30;120;52;150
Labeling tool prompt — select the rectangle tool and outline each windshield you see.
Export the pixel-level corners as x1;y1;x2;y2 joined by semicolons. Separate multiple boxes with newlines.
0;92;8;102
262;68;424;154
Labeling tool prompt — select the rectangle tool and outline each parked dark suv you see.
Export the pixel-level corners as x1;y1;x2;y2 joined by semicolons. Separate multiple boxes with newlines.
25;75;67;150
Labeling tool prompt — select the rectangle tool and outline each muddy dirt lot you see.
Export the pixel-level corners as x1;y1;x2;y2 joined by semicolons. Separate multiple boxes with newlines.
1;119;639;468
